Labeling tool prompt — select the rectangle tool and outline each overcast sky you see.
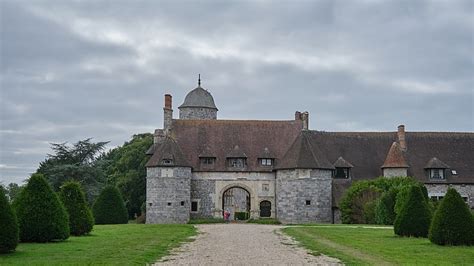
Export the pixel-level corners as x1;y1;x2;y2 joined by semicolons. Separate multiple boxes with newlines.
1;0;473;184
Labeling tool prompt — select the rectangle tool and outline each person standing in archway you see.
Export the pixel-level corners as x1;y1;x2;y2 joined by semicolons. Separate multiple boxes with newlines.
224;209;230;223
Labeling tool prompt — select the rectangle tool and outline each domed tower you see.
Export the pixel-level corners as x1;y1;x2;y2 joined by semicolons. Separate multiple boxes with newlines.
178;75;218;120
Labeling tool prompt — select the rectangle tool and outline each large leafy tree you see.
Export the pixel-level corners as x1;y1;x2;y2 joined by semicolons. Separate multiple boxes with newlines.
15;174;69;242
59;181;94;236
99;133;152;218
37;138;109;203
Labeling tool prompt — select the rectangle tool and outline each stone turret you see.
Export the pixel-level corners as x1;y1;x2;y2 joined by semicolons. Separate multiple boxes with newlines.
178;76;218;120
145;136;192;224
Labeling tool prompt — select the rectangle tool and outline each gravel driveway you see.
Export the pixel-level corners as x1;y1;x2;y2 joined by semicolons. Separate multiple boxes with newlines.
154;224;341;265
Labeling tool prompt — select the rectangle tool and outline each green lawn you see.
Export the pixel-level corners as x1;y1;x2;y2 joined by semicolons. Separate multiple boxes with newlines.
0;224;196;265
283;225;474;265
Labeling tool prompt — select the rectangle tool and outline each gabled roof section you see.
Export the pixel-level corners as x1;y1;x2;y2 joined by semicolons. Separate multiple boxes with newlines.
146;136;191;167
226;145;247;158
381;142;409;168
334;157;354;168
198;146;216;158
276;131;334;170
258;147;275;159
424;157;450;169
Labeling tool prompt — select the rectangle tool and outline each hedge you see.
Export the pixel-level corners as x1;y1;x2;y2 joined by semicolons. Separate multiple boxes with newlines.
394;185;431;237
93;186;128;224
59;181;94;236
15;174;69;242
0;189;19;253
429;188;474;245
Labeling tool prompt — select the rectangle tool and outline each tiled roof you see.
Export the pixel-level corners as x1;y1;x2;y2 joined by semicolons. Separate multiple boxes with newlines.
381;142;409;168
145;136;191;167
424;157;450;169
333;157;354;168
178;86;218;110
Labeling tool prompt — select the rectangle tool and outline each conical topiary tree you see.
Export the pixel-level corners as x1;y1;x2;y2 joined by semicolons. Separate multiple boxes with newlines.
394;185;431;237
429;188;474;245
0;188;19;253
59;181;94;236
15;174;69;242
93;186;128;224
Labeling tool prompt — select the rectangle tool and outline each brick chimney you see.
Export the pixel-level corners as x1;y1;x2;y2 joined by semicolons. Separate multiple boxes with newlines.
397;125;407;151
163;94;173;131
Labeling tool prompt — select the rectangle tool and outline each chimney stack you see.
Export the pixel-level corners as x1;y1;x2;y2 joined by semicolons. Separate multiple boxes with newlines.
163;94;173;131
295;111;302;120
301;112;309;130
397;125;407;151
164;94;172;110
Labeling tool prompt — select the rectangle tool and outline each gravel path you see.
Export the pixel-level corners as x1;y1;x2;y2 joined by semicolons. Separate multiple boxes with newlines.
154;224;341;266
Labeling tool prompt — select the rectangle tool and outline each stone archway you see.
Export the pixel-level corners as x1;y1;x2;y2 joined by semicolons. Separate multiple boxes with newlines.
222;186;251;221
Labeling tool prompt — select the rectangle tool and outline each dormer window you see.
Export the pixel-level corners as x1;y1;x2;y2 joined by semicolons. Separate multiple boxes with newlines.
228;158;247;168
430;169;445;179
260;158;273;166
334;167;350;179
162;159;173;165
200;157;215;166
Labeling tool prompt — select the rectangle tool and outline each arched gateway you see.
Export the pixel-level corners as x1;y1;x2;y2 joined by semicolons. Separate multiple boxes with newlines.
222;187;251;220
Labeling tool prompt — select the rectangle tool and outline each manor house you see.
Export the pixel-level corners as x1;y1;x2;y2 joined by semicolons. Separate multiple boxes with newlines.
145;79;474;224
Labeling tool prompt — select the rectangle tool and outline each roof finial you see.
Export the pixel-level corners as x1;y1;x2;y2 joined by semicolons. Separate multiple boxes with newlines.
198;74;201;87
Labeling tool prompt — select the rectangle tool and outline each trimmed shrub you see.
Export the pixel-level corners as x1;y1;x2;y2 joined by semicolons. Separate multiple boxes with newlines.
375;189;397;225
59;181;94;236
234;212;250;220
0;189;19;253
15;174;69;242
93;186;128;224
394;185;431;237
429;188;474;245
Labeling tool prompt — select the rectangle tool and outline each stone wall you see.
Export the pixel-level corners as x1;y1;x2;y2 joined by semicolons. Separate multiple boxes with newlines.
276;169;332;224
425;183;474;209
179;107;217;120
383;168;407;177
190;179;216;218
146;167;192;224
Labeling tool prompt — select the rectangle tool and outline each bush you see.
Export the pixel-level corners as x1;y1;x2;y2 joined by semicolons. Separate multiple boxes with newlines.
375;189;397;225
0;189;19;253
340;177;419;224
429;188;474;245
15;174;69;242
93;186;128;224
59;181;94;236
188;218;225;224
394;185;431;237
247;218;281;224
234;212;250;220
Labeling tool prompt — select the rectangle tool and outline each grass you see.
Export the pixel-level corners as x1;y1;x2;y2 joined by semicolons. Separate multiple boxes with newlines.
283;225;474;265
0;224;196;265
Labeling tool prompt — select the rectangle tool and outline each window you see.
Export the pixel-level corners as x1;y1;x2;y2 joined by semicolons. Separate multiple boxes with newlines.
191;201;199;212
180;201;185;206
228;158;247;168
162;159;173;165
167;202;172;206
148;202;152;206
260;158;273;166
334;168;350;179
451;170;458;175
306;200;311;206
262;184;269;192
200;157;215;166
430;169;445;179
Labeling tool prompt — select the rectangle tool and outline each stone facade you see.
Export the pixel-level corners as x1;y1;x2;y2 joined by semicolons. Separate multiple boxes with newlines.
425;183;474;209
179;107;217;120
146;167;191;224
276;169;332;224
190;179;216;218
